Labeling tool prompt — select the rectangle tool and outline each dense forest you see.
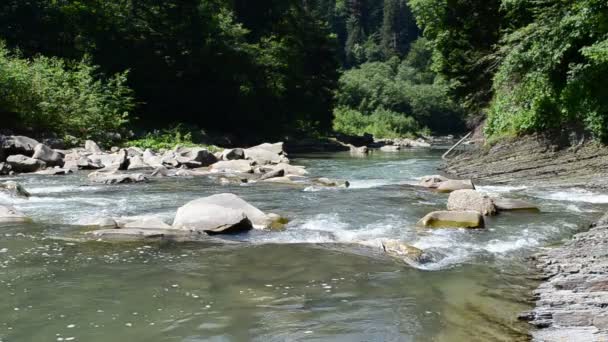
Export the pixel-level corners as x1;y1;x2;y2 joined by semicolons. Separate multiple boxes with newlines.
0;0;607;145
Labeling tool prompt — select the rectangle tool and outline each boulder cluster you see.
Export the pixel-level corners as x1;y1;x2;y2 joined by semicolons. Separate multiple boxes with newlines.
416;175;539;229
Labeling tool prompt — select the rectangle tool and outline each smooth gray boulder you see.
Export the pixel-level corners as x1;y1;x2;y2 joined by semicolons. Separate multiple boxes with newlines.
447;189;497;216
0;205;30;223
86;228;194;242
85;140;102;153
210;160;254;173
0;181;30;198
266;163;308;176
6;154;46;173
178;147;217;167
118;216;172;229
380;145;401;152
143;149;164;167
244;142;288;165
173;193;271;233
259;168;285;181
381;239;424;263
32;143;64;167
2;136;39;156
127;155;152;170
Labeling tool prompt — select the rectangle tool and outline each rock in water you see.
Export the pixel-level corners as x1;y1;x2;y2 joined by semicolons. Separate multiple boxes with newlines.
313;178;350;188
175;147;218;168
6;155;46;173
0;205;30;223
436;179;475;193
381;239;424;262
419;175;448;188
447;189;497;216
32;143;64;167
173;193;272;233
259;168;285;181
2;136;39;156
85;140;103;153
244;142;288;165
417;211;484;228
493;198;539;212
380;145;401;152
0;181;30;198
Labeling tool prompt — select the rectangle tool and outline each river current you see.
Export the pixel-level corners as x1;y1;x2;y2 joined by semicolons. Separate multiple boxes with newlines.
0;149;606;341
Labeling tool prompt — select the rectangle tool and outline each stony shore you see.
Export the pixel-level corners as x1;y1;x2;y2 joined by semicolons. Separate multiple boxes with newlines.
443;134;608;341
521;215;608;341
442;134;608;188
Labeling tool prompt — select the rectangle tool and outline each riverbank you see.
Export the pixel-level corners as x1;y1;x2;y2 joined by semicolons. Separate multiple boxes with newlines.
442;134;608;188
521;214;608;341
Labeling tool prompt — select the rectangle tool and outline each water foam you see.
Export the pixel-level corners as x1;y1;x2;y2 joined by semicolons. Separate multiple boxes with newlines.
532;188;608;203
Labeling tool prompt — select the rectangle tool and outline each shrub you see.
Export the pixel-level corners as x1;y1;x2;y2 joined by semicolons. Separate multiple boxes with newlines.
0;42;134;145
333;106;420;138
126;125;222;152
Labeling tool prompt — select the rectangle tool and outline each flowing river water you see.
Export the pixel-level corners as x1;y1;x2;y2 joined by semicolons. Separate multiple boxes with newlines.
0;149;607;341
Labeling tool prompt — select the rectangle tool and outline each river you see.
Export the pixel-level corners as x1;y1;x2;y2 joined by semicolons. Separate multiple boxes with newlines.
0;149;606;341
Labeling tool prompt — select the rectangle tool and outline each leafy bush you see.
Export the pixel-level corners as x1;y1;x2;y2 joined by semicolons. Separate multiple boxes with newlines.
0;42;134;145
484;0;608;141
333;39;464;135
126;126;222;152
333;106;420;138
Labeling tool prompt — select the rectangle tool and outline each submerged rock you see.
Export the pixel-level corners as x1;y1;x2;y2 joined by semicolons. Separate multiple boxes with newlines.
86;228;196;242
0;181;30;198
417;210;484;229
493;198;540;212
313;178;350;188
0;205;30;223
447;189;496;216
381;239;424;263
436;179;475;193
35;167;73;176
118;216;172;229
173;193;273;234
380;145;401;152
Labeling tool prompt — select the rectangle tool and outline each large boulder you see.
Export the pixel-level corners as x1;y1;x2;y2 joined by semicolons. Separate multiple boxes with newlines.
266;163;308;176
210;160;254;173
0;205;30;223
436;179;475;193
85;140;103;153
0;181;30;199
32;143;64;167
447;190;497;216
417;211;484;229
2;136;39;157
493;198;540;212
142;149;164;167
173;193;272;234
88;171;148;185
221;148;245;161
419;175;449;188
6;155;46;173
244;142;288;165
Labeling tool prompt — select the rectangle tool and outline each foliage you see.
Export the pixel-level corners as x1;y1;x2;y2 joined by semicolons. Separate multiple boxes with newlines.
0;42;134;144
126;125;222;152
485;0;608;141
408;0;503;113
333;106;419;138
0;0;339;138
334;38;464;135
